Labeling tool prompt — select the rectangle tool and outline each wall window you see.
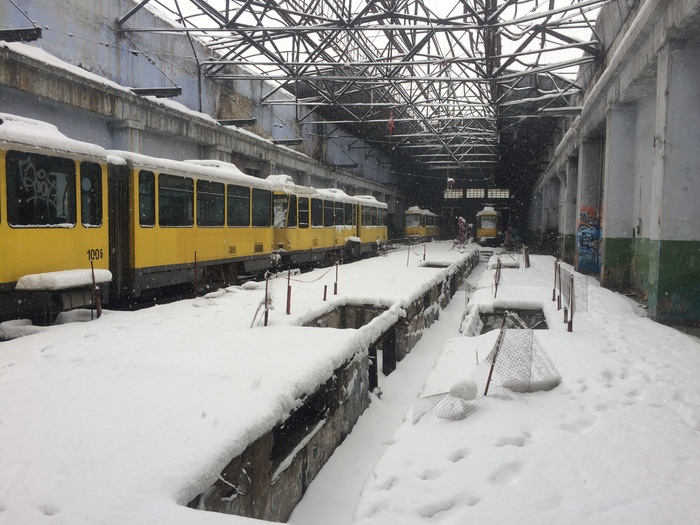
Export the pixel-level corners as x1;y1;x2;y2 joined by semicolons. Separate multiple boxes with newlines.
139;170;155;227
251;188;271;227
159;173;193;227
465;188;484;198
298;197;309;228
6;150;76;227
488;188;510;199
311;198;323;227
196;180;224;227
443;189;462;199
227;185;250;227
80;162;102;227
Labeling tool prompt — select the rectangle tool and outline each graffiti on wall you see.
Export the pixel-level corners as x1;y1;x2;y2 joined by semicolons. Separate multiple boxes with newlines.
577;205;601;274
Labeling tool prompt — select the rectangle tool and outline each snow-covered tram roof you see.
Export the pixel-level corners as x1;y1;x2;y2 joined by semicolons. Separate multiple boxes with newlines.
266;174;319;196
266;174;381;206
476;205;500;216
108;151;275;190
355;195;388;209
0;113;107;160
406;206;437;216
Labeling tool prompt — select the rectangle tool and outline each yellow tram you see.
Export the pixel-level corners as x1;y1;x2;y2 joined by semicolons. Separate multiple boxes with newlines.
270;175;388;265
404;206;440;241
107;154;277;299
475;205;503;247
0;113;111;322
0;113;390;323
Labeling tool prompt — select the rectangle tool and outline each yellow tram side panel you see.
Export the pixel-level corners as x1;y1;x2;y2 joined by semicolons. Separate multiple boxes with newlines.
281;225;330;251
128;170;273;270
358;206;388;244
0;152;109;285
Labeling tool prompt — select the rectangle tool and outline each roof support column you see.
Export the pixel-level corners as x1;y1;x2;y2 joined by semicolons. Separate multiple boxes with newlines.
575;138;604;275
601;103;636;290
558;159;577;264
647;40;700;323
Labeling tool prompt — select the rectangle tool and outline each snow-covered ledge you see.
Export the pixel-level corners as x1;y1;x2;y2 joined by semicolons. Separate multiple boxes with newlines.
15;269;112;291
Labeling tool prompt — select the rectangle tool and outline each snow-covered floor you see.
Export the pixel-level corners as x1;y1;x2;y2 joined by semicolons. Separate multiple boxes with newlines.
2;243;700;525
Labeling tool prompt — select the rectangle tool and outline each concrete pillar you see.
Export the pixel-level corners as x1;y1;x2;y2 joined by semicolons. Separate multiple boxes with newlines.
647;40;700;323
529;190;543;245
547;177;560;230
575;139;604;274
541;181;549;232
601;103;636;289
109;119;143;153
559;158;578;264
540;176;560;253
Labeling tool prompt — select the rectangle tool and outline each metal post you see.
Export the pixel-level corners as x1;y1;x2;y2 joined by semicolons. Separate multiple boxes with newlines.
194;251;198;295
286;269;291;315
484;315;507;396
323;285;327;301
90;260;96;321
264;272;269;326
568;274;574;332
334;262;338;295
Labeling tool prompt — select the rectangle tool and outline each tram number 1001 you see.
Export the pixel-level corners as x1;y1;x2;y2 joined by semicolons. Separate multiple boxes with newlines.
87;248;104;261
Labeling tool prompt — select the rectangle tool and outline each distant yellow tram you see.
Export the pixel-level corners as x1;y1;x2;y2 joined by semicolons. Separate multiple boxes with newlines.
476;206;503;247
404;206;440;241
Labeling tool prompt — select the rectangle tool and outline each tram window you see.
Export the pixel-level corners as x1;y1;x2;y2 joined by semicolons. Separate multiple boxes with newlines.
196;180;224;227
251;188;272;227
159;173;193;227
311;198;323;227
344;203;353;226
323;200;334;227
362;206;371;226
6;150;76;227
288;195;298;228
381;209;387;227
334;202;343;225
227;185;250;227
298;197;309;228
273;194;288;228
405;214;420;228
80;162;102;227
139;171;155;227
480;216;497;229
371;208;378;226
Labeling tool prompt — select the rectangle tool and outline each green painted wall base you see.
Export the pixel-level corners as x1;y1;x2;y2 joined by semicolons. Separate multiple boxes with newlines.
602;237;700;323
648;240;700;324
558;234;575;265
601;238;633;290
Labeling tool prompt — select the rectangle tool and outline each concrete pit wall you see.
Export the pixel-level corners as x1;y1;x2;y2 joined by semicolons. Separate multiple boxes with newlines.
188;252;478;522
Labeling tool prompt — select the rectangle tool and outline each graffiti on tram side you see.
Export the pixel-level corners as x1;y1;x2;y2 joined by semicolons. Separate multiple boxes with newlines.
577;205;601;274
18;156;60;211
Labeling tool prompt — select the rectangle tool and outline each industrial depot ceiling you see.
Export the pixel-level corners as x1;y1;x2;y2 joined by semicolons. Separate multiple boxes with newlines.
117;0;608;190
